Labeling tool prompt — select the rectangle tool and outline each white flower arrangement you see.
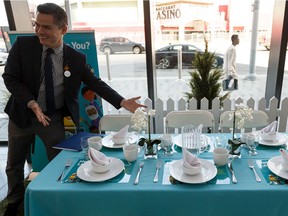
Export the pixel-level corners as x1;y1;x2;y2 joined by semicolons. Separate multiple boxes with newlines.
131;108;160;151
227;103;254;154
229;103;253;129
131;108;148;131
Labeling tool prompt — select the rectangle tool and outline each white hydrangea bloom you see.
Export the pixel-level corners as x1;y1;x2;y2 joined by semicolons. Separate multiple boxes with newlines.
230;104;254;129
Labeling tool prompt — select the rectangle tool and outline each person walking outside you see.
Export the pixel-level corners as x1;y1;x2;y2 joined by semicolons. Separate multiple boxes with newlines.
224;34;240;79
2;3;146;215
223;34;240;97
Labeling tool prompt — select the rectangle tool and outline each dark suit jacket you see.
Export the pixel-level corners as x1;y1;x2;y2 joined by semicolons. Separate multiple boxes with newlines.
3;36;124;128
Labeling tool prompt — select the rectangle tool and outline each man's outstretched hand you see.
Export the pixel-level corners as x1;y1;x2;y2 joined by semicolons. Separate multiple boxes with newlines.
120;96;147;113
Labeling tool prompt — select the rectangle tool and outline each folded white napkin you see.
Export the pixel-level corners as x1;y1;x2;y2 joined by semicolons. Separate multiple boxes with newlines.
261;121;277;135
182;148;202;168
88;148;110;166
280;148;288;161
112;125;129;139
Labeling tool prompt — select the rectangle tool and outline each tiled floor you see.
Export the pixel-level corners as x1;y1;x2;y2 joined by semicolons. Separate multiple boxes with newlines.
0;143;32;202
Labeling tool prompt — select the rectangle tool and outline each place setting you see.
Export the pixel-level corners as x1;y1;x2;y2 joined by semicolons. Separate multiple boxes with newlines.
252;121;287;147
169;125;217;184
72;135;141;183
266;148;288;181
101;125;139;148
169;149;217;184
76;148;125;182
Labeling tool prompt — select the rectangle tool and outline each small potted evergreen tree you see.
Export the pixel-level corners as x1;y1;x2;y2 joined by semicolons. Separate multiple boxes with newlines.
184;37;229;109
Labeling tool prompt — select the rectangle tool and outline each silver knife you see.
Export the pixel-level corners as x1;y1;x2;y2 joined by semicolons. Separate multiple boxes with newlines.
228;161;237;184
153;160;162;183
134;162;144;185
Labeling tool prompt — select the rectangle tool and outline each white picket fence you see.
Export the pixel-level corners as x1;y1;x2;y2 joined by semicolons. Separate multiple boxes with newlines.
103;96;288;134
1;96;287;142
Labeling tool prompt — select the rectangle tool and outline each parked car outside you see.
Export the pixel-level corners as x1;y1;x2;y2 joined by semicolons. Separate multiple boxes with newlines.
155;44;223;69
99;37;145;54
0;49;8;66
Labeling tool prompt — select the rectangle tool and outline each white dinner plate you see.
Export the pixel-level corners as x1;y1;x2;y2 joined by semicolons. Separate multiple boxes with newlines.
102;133;139;149
173;134;212;148
267;156;288;180
77;157;124;182
258;133;287;146
169;159;217;184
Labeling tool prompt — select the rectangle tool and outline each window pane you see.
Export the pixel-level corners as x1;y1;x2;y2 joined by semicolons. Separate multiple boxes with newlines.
153;0;275;102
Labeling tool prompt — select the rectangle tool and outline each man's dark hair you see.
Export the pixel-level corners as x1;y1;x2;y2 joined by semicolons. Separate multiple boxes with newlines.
37;3;68;28
231;34;238;42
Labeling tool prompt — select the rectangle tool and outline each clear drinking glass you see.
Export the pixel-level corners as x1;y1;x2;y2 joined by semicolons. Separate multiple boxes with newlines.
213;135;227;149
246;134;258;156
80;136;91;159
181;125;202;157
160;134;173;156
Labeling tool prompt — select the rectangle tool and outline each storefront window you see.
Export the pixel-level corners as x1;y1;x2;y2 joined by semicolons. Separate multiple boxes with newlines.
14;0;287;106
152;0;277;103
69;0;148;112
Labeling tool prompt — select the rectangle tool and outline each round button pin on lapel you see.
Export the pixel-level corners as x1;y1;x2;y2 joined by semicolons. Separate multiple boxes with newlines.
64;71;71;77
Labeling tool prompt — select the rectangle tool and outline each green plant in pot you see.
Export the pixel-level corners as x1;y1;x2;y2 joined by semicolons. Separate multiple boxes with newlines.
184;37;229;109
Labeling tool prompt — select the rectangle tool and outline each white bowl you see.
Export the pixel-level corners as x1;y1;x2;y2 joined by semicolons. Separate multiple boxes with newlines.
182;162;202;175
261;132;276;141
90;158;111;173
112;136;127;145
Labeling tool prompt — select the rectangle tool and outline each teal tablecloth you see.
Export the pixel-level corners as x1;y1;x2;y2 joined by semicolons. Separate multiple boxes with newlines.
25;133;288;216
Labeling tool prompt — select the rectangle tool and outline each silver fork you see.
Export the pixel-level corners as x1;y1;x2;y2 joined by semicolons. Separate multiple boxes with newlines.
134;162;144;185
153;160;162;183
248;160;261;182
57;159;72;182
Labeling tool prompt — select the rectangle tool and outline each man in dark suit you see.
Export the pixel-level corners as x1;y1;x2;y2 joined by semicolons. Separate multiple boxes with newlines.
2;3;146;215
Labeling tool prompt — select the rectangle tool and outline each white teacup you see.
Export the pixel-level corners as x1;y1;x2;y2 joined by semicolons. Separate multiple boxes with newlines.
213;147;229;166
88;136;102;151
123;144;139;162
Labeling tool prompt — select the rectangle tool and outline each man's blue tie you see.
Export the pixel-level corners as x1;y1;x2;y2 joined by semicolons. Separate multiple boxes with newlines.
44;48;56;114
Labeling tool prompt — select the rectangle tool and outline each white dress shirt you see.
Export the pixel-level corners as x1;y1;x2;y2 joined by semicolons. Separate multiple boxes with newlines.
223;44;237;79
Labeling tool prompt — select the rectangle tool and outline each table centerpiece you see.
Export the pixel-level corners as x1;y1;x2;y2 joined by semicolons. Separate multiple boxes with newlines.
228;103;253;155
131;108;161;159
